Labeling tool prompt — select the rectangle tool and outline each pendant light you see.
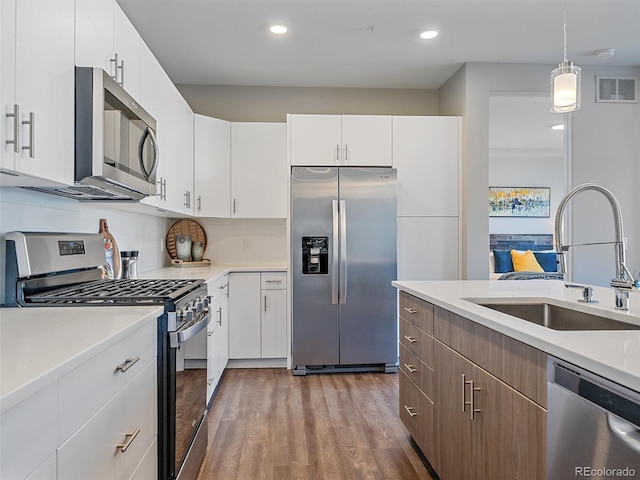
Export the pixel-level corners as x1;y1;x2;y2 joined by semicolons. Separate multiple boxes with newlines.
550;0;581;112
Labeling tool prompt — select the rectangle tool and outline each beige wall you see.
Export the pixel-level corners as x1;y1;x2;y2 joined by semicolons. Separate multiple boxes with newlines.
177;85;439;122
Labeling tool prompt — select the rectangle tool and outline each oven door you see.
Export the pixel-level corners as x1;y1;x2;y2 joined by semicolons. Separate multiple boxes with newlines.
169;309;211;480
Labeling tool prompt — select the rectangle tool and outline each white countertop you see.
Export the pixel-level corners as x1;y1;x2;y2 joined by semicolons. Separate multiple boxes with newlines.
393;280;640;393
0;262;287;414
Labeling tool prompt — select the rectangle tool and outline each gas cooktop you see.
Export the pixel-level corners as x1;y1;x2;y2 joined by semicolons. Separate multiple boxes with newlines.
24;278;204;305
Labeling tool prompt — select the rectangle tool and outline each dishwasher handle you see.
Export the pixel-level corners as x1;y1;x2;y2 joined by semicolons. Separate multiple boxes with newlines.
608;414;640;455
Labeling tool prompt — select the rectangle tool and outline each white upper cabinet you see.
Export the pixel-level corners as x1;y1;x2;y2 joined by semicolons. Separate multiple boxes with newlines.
393;116;461;217
1;0;74;186
289;114;392;167
75;0;141;97
289;114;342;166
194;114;231;217
341;115;393;166
231;122;287;218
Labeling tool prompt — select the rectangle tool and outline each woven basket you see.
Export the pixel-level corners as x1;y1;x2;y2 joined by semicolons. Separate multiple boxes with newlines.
166;219;207;260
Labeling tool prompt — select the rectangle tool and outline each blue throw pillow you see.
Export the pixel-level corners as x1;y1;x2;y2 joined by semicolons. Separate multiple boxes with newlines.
533;251;558;272
493;250;514;273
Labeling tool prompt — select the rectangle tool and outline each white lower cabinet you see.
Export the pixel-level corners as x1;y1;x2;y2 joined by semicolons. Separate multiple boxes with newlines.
0;382;58;480
228;272;287;360
57;359;157;480
0;318;157;480
206;275;229;403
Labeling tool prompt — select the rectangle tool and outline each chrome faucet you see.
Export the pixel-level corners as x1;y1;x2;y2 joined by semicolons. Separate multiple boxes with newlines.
554;183;635;311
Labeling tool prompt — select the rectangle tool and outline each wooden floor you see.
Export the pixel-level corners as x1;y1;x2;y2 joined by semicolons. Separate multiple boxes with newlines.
196;368;436;480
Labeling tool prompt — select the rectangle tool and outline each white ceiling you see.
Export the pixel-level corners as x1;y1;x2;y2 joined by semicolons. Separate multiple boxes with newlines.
117;0;640;89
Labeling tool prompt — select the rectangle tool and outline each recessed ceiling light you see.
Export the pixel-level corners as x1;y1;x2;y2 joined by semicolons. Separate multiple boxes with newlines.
420;30;438;40
550;123;565;130
269;25;288;35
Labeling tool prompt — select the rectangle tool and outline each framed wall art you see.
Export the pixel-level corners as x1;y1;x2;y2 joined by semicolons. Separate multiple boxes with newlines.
489;187;550;218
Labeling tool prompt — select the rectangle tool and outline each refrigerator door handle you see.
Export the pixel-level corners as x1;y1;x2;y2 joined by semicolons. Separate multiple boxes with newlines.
339;199;347;304
332;200;339;304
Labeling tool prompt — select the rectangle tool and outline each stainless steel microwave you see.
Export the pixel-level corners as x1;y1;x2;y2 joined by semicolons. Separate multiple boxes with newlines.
29;67;159;201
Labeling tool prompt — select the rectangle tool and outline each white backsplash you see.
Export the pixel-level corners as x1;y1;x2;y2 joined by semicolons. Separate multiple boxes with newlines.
196;217;287;265
0;188;288;303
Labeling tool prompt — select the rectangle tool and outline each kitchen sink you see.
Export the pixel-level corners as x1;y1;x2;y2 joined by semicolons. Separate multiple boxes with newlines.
476;302;640;331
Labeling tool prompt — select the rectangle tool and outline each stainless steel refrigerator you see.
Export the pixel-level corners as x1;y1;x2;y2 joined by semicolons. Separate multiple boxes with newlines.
291;167;398;375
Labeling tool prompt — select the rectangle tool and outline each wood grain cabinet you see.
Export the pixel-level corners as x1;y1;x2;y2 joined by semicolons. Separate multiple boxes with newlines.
397;292;547;480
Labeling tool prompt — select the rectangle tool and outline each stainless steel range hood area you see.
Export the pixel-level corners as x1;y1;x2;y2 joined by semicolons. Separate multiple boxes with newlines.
26;67;159;202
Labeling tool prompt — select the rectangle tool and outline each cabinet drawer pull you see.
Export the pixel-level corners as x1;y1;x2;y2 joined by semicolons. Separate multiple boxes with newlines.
115;356;140;373
404;405;418;417
207;377;214;385
6;104;19;152
404;363;418;373
403;335;417;344
403;307;418;315
116;428;140;453
265;280;283;284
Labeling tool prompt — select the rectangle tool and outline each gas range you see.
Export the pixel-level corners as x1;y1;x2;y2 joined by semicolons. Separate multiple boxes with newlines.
4;231;204;310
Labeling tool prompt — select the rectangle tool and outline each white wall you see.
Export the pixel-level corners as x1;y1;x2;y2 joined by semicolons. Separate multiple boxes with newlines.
569;66;640;286
177;85;440;121
0;188;172;304
440;62;639;284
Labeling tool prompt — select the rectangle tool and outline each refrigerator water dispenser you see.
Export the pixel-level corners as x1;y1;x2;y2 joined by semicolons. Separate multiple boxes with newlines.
302;237;328;274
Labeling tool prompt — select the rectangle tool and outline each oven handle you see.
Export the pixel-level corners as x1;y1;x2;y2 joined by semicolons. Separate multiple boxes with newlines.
169;310;211;348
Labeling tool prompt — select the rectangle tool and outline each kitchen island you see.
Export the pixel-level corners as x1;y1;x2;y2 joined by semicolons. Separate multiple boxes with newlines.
393;279;640;480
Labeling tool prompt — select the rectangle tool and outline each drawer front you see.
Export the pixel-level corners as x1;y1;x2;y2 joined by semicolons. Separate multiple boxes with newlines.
399;343;433;400
400;318;433;367
261;272;286;290
58;320;156;442
0;383;57;480
399;370;434;459
58;359;157;480
399;292;433;334
209;275;229;302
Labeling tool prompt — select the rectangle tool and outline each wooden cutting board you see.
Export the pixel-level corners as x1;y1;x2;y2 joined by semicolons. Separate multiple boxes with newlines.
99;218;121;279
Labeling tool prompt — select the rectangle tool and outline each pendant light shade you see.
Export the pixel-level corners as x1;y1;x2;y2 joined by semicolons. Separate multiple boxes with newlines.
551;61;581;112
550;0;581;113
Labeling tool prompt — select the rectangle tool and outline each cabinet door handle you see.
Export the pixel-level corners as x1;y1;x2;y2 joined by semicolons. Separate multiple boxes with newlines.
344;144;348;163
22;112;34;158
462;374;481;420
115;356;140;373
197;195;202;212
6;104;19;152
116;428;140;453
217;307;222;326
403;307;417;315
207;378;214;386
225;282;229;297
233;198;236;214
403;335;417;344
184;191;190;208
404;363;417;373
469;379;481;421
264;295;267;312
336;144;340;163
207;329;214;337
404;405;418;417
110;53;124;86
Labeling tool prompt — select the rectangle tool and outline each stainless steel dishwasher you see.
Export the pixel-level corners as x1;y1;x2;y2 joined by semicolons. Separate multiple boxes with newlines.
547;357;640;479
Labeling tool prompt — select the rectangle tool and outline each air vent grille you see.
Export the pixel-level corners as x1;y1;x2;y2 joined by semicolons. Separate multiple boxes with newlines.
596;75;637;103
